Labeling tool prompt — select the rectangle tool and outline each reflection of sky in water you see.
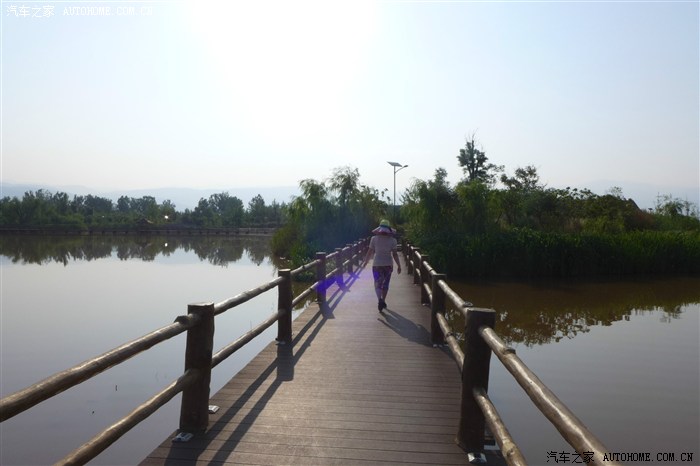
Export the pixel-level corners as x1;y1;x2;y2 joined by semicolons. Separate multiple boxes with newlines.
443;277;699;465
0;238;285;465
487;306;699;465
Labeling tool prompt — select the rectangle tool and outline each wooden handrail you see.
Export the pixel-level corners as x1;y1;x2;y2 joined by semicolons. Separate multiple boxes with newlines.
292;284;317;308
435;312;463;370
57;369;200;466
214;276;285;315
479;326;619;465
403;240;621;466
290;258;320;277
472;387;527;466
0;315;199;422
212;309;284;368
438;279;473;314
0;237;370;464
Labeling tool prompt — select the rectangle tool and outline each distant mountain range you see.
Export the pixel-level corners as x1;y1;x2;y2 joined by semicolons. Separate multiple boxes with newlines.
0;183;301;211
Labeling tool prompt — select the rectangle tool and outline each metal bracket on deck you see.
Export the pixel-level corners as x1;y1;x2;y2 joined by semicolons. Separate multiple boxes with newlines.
468;452;487;464
172;432;193;443
208;405;220;414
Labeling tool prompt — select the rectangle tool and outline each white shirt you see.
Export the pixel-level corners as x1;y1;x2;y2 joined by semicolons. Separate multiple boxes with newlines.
369;234;397;267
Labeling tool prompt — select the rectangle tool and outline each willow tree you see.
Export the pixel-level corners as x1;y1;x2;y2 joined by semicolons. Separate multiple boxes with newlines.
271;167;386;262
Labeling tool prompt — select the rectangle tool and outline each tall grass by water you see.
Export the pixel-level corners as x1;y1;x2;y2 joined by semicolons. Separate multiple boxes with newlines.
420;229;700;278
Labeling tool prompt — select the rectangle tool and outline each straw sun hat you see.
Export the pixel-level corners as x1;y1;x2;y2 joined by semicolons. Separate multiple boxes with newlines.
372;219;395;235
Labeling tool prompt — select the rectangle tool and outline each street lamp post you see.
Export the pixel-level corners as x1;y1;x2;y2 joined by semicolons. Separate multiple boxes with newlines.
387;161;408;223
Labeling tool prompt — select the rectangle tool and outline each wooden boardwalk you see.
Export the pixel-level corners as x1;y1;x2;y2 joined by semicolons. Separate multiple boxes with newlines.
141;264;505;465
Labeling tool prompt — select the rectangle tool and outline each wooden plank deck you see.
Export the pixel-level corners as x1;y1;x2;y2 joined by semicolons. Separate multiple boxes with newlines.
141;264;506;465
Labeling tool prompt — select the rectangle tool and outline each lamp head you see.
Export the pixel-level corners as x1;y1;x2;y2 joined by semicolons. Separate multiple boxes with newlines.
388;161;408;170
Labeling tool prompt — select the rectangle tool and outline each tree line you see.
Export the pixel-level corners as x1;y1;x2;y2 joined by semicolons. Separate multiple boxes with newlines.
401;135;700;277
265;137;699;277
3;137;698;278
0;190;286;230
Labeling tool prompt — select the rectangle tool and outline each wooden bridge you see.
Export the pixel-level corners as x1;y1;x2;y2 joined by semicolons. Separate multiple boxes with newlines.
0;238;620;466
141;252;503;465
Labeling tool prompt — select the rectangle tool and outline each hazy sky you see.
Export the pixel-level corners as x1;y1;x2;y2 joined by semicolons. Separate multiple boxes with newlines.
2;0;698;208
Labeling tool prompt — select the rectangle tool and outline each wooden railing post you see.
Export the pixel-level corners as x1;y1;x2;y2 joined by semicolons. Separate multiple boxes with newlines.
430;272;446;345
457;307;496;454
412;248;421;284
420;254;430;304
405;244;414;275
335;247;343;287
346;244;354;275
179;302;215;433
276;269;293;344
315;252;327;304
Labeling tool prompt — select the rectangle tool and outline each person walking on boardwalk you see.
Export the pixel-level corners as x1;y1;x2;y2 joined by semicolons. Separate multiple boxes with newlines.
363;219;402;312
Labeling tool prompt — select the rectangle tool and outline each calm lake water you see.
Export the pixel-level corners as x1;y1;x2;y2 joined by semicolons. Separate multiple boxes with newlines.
1;235;698;465
0;235;295;465
448;277;700;465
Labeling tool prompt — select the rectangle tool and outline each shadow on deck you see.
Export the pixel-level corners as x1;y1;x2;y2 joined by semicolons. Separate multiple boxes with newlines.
141;267;505;465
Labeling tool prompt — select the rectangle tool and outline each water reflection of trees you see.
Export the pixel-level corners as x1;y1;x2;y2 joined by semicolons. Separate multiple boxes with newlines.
0;235;274;268
1;234;336;312
446;277;699;347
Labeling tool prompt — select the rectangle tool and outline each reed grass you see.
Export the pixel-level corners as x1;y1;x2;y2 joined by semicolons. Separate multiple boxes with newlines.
417;229;700;278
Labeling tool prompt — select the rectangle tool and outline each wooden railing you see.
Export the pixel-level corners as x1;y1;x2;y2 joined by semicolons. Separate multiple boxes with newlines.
403;242;623;466
0;239;369;465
